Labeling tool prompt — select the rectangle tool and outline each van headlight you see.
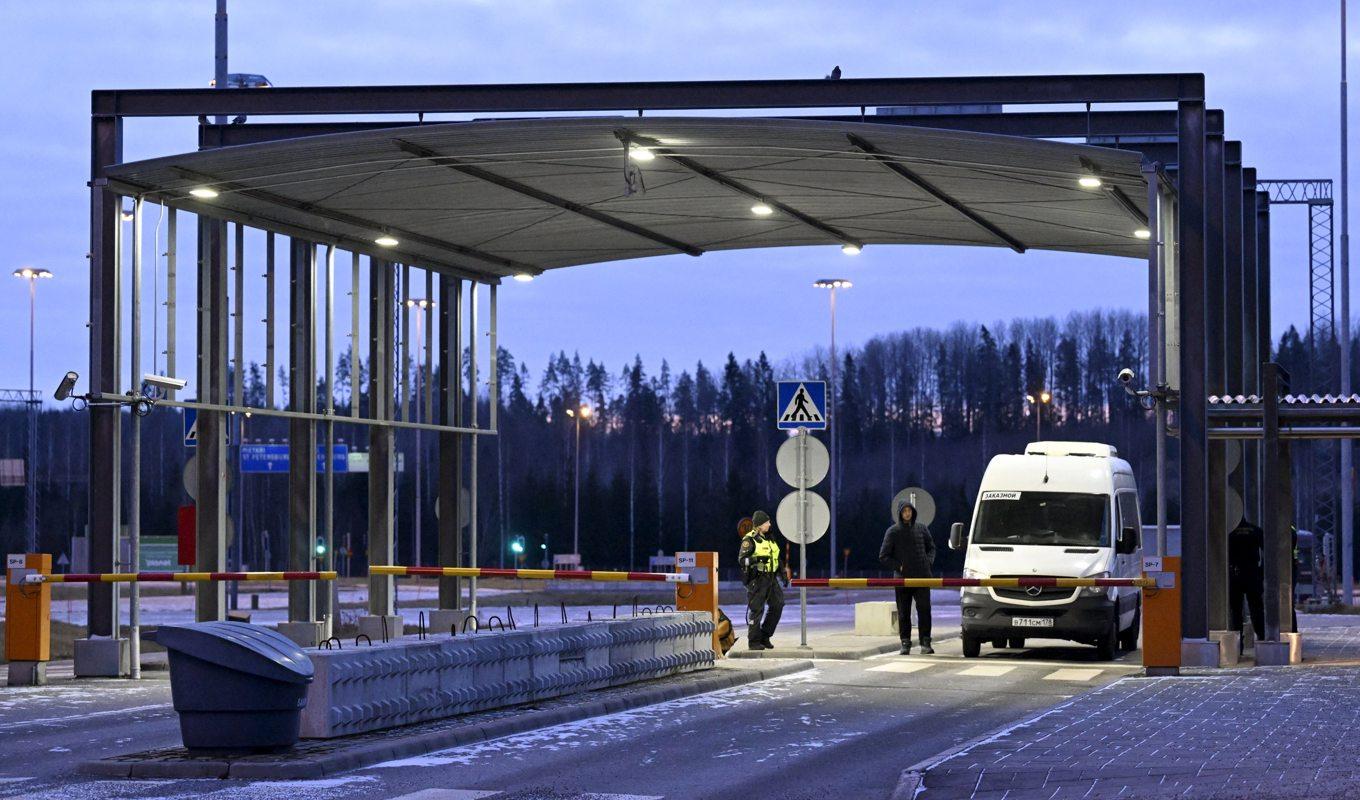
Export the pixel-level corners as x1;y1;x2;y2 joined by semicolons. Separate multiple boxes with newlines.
1081;572;1111;597
962;567;988;595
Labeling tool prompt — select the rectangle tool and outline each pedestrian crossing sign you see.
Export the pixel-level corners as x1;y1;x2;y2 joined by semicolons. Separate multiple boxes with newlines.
776;381;827;430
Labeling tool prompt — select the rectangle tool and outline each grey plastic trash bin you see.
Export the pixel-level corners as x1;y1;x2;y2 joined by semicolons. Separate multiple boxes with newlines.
152;621;314;750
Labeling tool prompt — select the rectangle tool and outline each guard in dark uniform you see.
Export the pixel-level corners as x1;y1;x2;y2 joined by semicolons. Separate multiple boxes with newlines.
1228;517;1265;653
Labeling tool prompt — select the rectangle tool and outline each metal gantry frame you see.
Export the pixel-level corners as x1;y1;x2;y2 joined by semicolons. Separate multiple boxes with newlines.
86;73;1272;674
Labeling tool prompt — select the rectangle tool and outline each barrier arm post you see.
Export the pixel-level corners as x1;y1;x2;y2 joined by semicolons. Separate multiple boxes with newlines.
5;553;51;686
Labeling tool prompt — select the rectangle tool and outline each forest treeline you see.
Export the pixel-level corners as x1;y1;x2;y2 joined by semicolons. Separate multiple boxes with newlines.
0;310;1344;576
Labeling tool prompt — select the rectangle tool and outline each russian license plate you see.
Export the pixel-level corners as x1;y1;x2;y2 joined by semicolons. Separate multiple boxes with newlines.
1012;617;1054;628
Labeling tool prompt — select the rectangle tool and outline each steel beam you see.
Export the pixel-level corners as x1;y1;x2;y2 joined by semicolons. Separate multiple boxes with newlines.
368;257;396;617
395;140;703;257
1224;148;1246;529
1177;99;1210;643
95;74;1206;118
164;167;529;277
265;232;275;406
846;133;1026;252
620;130;862;249
1261;363;1295;637
200;109;1225;149
87;115;122;639
288;238;317;624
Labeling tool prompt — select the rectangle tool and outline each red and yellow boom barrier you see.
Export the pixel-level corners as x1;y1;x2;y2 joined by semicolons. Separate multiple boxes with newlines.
792;576;1156;589
371;565;691;584
28;571;337;584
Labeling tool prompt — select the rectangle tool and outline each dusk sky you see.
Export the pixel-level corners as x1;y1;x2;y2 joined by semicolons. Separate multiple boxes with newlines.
0;2;1349;399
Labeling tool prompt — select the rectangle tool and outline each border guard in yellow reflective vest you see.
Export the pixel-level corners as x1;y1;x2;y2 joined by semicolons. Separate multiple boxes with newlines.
740;510;786;650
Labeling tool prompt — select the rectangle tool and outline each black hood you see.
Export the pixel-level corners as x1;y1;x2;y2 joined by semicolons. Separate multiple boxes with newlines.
893;496;917;527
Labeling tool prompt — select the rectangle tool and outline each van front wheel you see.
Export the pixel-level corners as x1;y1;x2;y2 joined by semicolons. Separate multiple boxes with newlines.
1095;612;1119;660
962;636;982;658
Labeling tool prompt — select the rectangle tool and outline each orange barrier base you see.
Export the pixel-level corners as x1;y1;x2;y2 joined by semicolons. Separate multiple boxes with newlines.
1142;557;1182;672
675;552;720;655
5;553;51;662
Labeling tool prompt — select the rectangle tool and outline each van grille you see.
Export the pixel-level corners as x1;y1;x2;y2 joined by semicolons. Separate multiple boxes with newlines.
991;575;1078;603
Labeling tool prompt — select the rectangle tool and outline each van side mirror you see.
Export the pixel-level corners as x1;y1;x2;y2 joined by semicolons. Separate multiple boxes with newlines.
949;522;967;551
1117;524;1138;555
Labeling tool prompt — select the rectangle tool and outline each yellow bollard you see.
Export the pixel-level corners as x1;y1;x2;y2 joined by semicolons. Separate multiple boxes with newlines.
6;553;51;685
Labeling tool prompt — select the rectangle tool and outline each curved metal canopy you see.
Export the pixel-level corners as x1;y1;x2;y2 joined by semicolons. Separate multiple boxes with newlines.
105;116;1150;280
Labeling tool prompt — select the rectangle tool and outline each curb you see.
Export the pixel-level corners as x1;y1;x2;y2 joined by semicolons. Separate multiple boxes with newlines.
732;635;960;661
81;660;814;780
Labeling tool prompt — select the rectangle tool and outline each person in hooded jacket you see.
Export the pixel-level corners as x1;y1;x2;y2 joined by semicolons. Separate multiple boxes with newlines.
879;497;936;655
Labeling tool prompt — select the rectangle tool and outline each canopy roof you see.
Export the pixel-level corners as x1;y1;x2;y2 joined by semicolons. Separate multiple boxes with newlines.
106;116;1151;281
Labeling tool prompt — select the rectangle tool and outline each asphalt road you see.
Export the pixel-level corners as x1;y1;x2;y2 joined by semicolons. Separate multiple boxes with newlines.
0;628;1142;800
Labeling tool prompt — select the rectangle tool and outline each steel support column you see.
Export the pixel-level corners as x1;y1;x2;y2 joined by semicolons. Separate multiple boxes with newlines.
1243;170;1261;522
288;238;317;624
368;257;396;617
195;217;228;622
438;275;463;610
1205;132;1229;632
87;115;123;640
1262;363;1295;638
1177;99;1210;642
1225;149;1246;531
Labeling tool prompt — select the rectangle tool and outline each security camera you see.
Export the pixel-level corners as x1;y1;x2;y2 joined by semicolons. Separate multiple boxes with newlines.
54;371;79;401
1117;368;1135;385
143;373;188;392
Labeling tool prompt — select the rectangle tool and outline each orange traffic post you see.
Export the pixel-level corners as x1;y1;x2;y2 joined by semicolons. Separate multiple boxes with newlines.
6;553;51;686
675;552;721;655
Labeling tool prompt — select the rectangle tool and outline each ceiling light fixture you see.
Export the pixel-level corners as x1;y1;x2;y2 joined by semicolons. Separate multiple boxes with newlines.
189;187;219;199
513;273;535;282
751;203;774;216
1134;228;1152;240
841;243;862;256
1078;175;1103;189
628;145;655;162
374;235;399;247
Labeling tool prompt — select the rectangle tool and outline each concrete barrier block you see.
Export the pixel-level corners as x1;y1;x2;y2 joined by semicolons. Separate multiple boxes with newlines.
855;601;899;636
74;638;128;678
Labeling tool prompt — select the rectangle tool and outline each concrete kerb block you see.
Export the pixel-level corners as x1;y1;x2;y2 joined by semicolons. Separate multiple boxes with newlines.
73;637;129;677
855;601;900;636
357;615;404;644
7;660;47;686
1180;638;1222;667
1256;633;1303;665
429;608;471;637
1208;630;1241;666
276;620;326;648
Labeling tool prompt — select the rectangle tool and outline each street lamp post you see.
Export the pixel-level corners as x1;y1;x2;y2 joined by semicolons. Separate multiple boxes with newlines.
1025;391;1052;440
13;267;52;554
566;404;592;559
814;279;851;578
405;298;435;565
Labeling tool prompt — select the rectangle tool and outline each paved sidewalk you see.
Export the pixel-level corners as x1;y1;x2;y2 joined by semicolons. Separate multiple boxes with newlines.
915;663;1360;799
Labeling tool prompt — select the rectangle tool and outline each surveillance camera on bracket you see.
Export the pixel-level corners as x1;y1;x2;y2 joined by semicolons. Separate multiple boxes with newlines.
54;371;79;401
143;373;188;393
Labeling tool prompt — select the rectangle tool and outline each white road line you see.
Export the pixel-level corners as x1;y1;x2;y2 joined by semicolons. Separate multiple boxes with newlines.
391;791;501;800
0;703;172;732
867;662;934;674
1043;668;1103;682
956;665;1017;677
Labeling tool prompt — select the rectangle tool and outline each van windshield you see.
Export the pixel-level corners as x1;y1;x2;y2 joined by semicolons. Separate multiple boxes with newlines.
972;491;1110;547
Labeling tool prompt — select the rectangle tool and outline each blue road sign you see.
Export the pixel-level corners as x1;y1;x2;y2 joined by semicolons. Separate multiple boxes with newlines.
776;381;827;430
184;405;238;447
240;443;349;474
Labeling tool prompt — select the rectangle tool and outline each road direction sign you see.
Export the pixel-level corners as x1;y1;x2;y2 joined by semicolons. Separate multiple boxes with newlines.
239;443;350;474
776;381;827;430
891;486;936;527
776;434;829;489
777;490;830;545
